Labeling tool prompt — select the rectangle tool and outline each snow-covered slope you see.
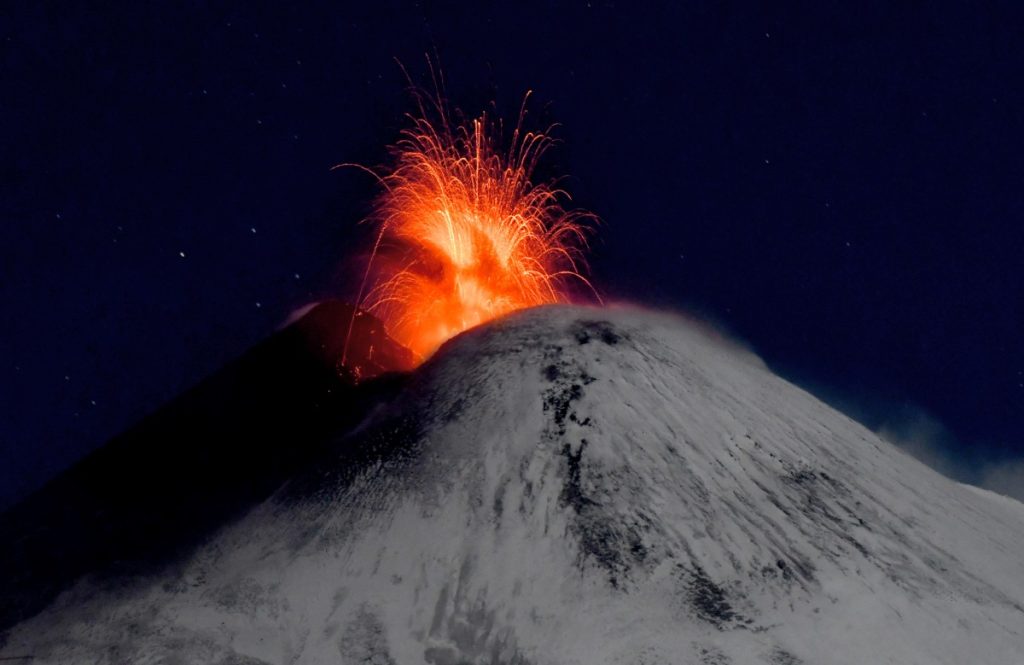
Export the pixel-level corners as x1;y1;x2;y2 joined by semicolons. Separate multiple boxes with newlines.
4;306;1023;664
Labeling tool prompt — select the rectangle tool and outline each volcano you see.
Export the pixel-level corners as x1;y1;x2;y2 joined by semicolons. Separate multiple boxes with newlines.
2;305;1023;663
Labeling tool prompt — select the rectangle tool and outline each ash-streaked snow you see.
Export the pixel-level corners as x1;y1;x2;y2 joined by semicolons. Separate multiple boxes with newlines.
3;306;1023;664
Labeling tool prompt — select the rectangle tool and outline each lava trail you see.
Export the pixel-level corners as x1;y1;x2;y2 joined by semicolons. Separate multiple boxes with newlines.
347;88;598;361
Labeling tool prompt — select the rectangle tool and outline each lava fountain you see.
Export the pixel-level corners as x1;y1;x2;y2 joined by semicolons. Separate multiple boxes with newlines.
347;91;598;362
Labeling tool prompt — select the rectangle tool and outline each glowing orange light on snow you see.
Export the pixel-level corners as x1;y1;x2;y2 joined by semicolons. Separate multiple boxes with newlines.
347;90;597;361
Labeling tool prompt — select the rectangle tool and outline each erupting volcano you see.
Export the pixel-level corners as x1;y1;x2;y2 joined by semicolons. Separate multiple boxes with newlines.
349;91;597;361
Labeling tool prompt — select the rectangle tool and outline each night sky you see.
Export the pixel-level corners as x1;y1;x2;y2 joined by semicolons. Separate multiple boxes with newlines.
2;2;1022;509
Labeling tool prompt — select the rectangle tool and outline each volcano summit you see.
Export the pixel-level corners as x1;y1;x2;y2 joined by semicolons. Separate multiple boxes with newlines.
2;306;1023;664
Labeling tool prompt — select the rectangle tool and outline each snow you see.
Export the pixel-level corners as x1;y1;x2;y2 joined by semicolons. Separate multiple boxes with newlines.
3;305;1023;664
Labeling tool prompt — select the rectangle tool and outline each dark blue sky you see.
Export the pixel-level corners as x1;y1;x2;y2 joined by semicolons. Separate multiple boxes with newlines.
2;2;1022;507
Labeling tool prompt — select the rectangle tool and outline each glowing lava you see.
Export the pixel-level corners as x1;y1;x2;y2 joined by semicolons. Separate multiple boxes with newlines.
353;93;597;361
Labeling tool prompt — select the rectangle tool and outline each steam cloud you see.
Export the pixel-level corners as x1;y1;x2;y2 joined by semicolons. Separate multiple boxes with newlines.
877;406;1024;503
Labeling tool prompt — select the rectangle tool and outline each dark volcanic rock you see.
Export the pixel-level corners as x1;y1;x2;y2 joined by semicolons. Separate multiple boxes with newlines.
0;301;410;634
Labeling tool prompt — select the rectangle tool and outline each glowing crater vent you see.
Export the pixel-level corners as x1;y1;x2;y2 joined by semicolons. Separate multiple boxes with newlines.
358;93;597;360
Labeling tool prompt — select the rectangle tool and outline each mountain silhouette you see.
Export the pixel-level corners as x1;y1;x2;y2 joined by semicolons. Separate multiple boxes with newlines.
3;305;1023;663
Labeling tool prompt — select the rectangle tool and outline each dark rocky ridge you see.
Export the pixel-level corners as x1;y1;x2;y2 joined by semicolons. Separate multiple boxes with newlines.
0;301;412;635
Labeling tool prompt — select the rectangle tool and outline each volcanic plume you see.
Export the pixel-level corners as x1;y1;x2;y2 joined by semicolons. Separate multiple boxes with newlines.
348;91;597;361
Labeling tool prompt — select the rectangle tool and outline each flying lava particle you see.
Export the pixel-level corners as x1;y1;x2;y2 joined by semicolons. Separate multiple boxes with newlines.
347;90;598;361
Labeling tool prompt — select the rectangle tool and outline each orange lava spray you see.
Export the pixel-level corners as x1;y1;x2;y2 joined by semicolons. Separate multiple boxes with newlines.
346;88;598;362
